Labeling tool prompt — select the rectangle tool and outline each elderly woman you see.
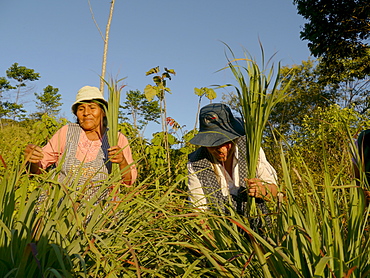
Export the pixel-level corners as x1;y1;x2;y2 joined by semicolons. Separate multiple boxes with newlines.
187;103;278;231
25;86;137;196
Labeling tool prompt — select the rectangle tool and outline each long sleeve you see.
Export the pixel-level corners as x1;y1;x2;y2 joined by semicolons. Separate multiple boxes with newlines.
187;162;208;209
40;125;67;169
256;148;278;185
118;133;137;185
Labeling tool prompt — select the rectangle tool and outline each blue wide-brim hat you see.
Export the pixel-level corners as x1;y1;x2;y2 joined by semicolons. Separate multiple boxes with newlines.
190;103;245;147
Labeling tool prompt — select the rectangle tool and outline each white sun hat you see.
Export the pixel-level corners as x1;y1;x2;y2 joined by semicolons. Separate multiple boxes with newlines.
71;86;108;114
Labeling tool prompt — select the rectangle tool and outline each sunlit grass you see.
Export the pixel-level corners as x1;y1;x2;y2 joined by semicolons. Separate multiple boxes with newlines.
1;121;369;277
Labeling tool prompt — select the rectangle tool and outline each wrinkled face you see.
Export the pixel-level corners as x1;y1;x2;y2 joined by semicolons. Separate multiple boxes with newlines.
206;141;235;162
76;102;105;132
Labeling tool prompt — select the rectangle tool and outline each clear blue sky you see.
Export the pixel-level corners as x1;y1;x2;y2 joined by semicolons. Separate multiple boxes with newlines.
0;0;311;137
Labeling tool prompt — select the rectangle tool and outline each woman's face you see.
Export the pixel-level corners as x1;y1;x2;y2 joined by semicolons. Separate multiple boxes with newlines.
206;141;235;162
76;102;105;132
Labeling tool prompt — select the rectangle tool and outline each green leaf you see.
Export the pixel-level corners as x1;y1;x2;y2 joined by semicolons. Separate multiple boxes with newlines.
194;87;204;96
314;257;332;276
162;72;171;80
164;68;176;75
145;66;160;76
205;88;217;100
144;84;157;101
153;76;162;85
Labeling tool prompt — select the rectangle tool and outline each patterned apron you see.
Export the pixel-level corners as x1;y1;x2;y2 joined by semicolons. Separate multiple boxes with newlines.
58;123;112;201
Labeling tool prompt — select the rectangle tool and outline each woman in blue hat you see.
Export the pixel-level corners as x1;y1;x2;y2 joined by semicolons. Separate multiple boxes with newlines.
187;103;278;228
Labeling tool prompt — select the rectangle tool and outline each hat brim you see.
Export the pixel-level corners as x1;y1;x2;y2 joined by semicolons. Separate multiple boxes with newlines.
189;130;243;147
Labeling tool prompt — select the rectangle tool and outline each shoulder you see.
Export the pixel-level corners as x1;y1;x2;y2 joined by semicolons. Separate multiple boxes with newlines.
236;135;246;145
50;124;70;138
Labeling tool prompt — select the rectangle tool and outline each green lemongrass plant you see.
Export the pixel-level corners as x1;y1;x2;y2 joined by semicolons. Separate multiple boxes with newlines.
103;77;125;176
0;156;84;277
175;123;369;277
222;45;292;222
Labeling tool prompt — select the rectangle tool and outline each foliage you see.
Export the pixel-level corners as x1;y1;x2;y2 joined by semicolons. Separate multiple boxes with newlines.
194;87;217;101
120;90;161;130
221;45;293;276
221;90;240;112
0;63;44;121
288;105;370;184
4;62;41;104
0;101;26;121
5;63;41;88
31;85;63;119
0;76;13;93
2;49;370;277
0;159;80;277
0;115;67;171
269;59;339;136
1;118;369;277
293;0;370;77
104;78;125;147
220;58;370;145
144;67;175;102
222;45;291;179
193;87;217;130
103;78;126;175
125;123;195;191
144;66;176;181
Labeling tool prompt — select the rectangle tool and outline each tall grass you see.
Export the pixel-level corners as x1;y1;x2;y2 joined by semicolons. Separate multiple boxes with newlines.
1;75;369;277
223;44;292;180
0;158;82;277
174;128;370;277
1;119;369;277
103;77;125;177
220;45;292;260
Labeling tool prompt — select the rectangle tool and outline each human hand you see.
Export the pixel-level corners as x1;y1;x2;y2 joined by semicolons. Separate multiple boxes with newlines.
24;144;44;164
246;178;269;199
108;146;127;165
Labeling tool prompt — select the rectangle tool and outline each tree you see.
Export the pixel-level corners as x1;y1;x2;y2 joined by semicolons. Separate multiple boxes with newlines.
269;59;340;136
268;59;369;145
144;66;176;180
0;101;26;122
294;0;370;77
31;85;63;119
0;77;13;95
5;63;40;104
222;59;339;138
120;90;161;131
0;63;40;121
331;75;370;114
223;58;370;138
